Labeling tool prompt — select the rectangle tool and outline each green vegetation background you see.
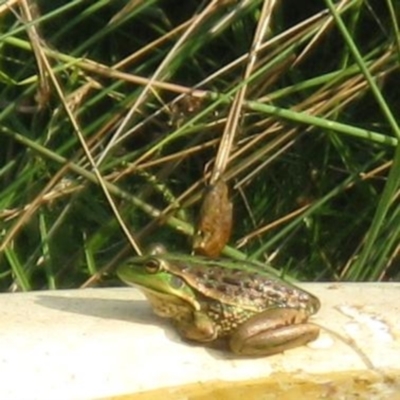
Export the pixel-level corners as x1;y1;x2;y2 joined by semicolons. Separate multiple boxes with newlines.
0;0;399;291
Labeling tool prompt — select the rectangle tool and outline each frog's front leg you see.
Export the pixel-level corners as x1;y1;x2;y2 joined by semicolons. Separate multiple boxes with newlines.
229;308;319;356
174;311;218;343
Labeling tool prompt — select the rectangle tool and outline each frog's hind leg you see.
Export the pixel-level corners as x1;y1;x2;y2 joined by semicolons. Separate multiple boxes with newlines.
229;308;319;356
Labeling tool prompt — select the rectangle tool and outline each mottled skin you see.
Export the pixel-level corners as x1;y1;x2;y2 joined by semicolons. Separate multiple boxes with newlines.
118;251;320;356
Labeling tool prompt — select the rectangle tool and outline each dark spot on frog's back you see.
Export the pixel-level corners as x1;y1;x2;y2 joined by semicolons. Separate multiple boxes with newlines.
247;293;259;301
273;283;292;295
222;268;256;282
221;274;243;287
242;280;256;289
216;283;230;293
203;281;215;290
265;290;283;301
191;268;207;279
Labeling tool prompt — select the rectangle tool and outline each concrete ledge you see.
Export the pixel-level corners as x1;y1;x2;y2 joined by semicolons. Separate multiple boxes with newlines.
1;283;400;399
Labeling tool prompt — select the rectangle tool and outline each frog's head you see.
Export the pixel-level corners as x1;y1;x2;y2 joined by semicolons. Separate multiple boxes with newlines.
117;248;200;315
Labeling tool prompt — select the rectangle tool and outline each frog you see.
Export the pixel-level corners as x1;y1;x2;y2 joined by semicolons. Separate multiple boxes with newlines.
117;247;320;357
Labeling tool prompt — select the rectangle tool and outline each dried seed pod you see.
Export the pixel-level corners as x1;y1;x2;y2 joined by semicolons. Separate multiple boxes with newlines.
193;179;233;257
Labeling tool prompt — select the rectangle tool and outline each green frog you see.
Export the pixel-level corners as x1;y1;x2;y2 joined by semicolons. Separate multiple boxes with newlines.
117;248;320;356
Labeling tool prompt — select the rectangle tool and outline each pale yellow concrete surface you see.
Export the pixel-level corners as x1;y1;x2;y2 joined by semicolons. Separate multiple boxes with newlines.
0;284;399;400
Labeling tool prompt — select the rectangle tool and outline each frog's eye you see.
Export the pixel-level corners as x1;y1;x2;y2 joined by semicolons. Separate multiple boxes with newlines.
145;258;161;274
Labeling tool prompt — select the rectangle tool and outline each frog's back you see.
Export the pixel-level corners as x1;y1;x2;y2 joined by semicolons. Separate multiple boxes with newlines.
169;257;320;314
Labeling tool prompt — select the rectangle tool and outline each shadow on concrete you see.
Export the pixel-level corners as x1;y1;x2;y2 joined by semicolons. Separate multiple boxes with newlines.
35;291;244;360
36;292;160;325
